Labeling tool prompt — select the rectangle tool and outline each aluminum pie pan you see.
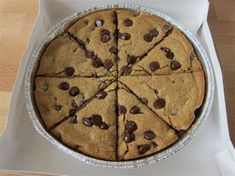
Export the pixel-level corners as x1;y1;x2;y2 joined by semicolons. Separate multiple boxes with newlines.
24;4;215;168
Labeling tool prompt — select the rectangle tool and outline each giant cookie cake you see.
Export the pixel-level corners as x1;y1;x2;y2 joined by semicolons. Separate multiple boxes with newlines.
34;9;205;161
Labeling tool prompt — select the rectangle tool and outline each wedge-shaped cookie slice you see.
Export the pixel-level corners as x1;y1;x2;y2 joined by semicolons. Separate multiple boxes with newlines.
130;29;203;75
51;82;117;160
117;83;178;160
34;76;114;129
116;9;173;76
37;34;112;77
120;72;205;130
68;9;117;75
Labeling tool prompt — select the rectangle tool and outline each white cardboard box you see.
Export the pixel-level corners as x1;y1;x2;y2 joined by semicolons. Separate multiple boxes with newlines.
0;0;234;175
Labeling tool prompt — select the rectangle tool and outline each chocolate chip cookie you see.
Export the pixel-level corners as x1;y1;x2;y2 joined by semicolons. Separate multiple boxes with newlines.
34;8;205;161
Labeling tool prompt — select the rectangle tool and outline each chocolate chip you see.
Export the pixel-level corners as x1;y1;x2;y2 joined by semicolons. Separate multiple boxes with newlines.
59;82;69;90
86;38;90;44
103;59;114;70
69;87;80;96
83;117;92;127
176;130;186;138
162;25;173;34
99;122;109;130
137;144;150;155
96;91;107;99
124;19;133;26
101;29;110;35
70;115;78;124
171;60;181;70
121;66;132;75
101;34;111;43
166;52;174;59
149;61;160;72
95;19;103;27
143;33;153;42
109;47;118;54
64;66;75;76
160;47;171;53
142;98;148;104
154;98;166;109
194;108;201;117
119;105;127;115
85;51;94;58
91;114;102;126
150;29;159;37
144;130;156;140
125;120;137;133
119;33;131;40
93;58;103;68
130;106;140;114
123;132;135;143
54;105;62;111
84;20;89;25
127;55;137;64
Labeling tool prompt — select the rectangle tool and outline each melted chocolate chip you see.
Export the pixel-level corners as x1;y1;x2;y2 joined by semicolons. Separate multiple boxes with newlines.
83;117;92;127
171;60;181;70
99;122;109;130
194;108;201;117
176;130;186;138
144;130;156;140
70;115;78;124
91;114;102;126
93;58;103;68
130;106;140;114
149;61;160;72
124;132;135;143
101;34;111;43
166;52;174;59
121;66;132;75
69;87;80;96
64;66;75;76
96;91;107;99
137;144;150;155
59;82;69;90
84;20;89;25
127;55;137;64
95;19;104;27
125;121;137;133
149;29;159;37
54;105;62;111
124;19;133;26
144;34;153;42
119;105;127;115
109;47;118;54
119;33;131;40
103;59;114;70
154;98;166;109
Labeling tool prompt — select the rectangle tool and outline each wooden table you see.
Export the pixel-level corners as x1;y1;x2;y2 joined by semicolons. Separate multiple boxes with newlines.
0;0;234;175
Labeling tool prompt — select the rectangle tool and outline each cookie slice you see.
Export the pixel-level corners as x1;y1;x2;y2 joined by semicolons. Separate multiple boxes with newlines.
34;76;114;129
130;29;203;75
116;9;173;76
119;72;205;130
51;82;117;160
68;9;117;76
37;34;113;77
117;83;178;160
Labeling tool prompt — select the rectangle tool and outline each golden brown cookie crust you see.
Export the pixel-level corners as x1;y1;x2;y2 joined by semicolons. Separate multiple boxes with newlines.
34;9;205;161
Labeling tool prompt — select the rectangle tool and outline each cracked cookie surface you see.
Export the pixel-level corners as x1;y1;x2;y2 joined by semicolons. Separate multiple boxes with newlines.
34;8;205;161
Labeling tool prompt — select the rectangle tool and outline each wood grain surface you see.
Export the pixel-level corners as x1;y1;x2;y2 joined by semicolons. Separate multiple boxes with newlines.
0;0;234;175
